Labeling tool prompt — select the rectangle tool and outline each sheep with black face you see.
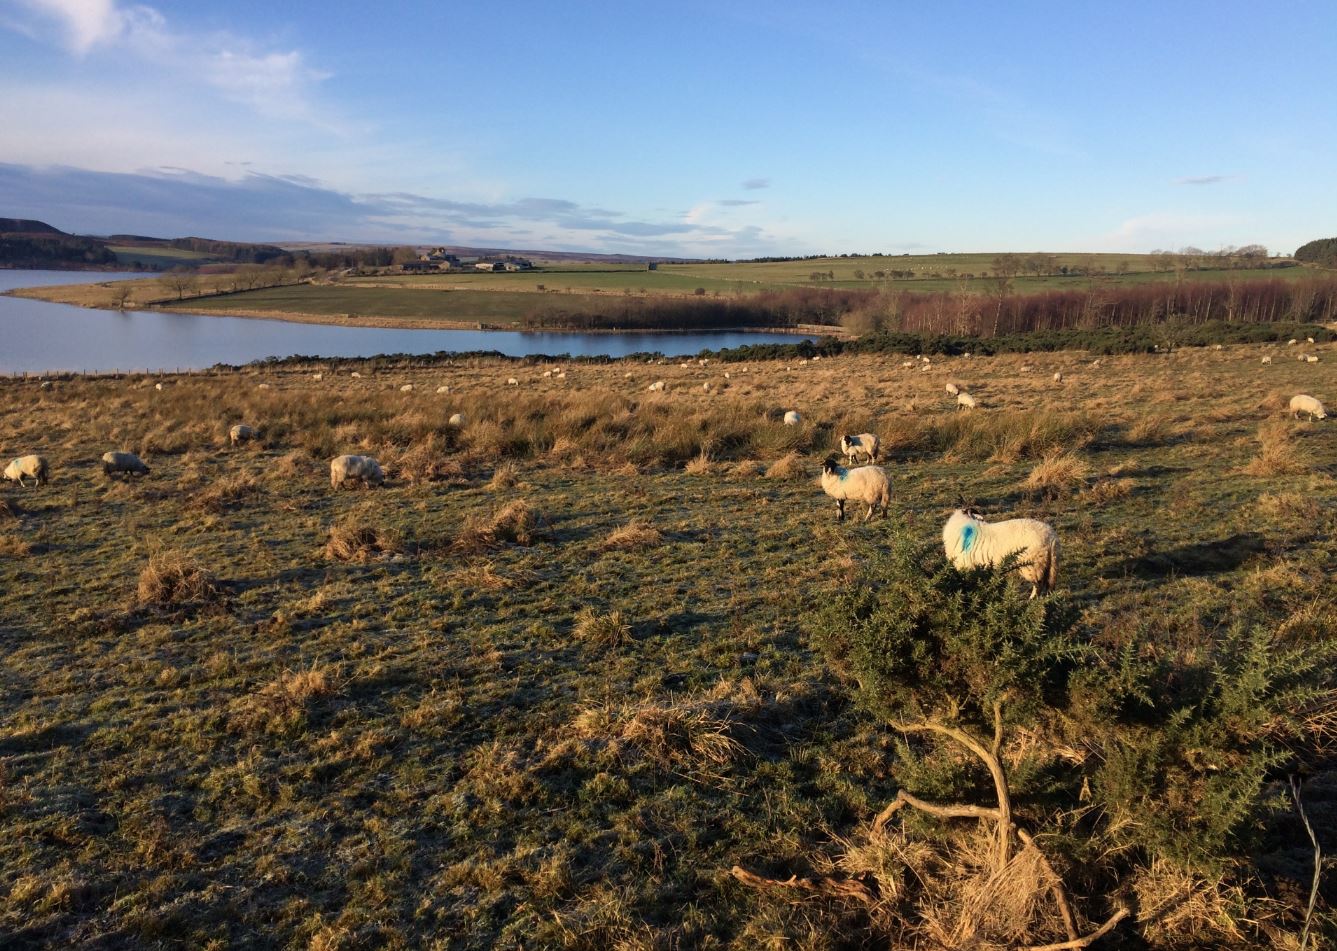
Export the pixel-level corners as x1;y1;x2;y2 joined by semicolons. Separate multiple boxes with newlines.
820;456;891;522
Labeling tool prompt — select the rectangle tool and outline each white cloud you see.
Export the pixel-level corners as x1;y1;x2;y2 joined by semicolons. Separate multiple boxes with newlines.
1099;212;1242;252
18;0;123;52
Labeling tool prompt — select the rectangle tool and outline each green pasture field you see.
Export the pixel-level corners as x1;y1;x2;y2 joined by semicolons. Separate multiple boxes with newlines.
108;245;215;269
345;269;753;296
1;347;1335;947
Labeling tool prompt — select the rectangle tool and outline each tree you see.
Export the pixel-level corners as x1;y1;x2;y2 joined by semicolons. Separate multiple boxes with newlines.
159;267;198;301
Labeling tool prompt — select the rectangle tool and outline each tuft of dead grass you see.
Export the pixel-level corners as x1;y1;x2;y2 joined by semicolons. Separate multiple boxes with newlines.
573;607;632;646
488;461;519;490
729;459;763;478
1125;412;1175;445
230;664;338;734
765;451;808;480
600;520;663;551
1243;421;1310;476
136;550;220;606
1080;476;1135;505
191;471;259;512
1023;450;1092;499
684;448;715;475
0;532;34;557
454;499;545;553
324;510;403;562
1130;858;1247;946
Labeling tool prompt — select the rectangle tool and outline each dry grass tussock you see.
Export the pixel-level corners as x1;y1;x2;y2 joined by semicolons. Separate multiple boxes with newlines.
488;461;519;490
454;499;544;553
1125;412;1176;445
324;508;403;562
0;498;21;520
190;471;258;512
573;607;631;646
600;520;663;551
765;451;808;480
684;448;715;475
1243;421;1311;476
0;532;34;557
1130;858;1249;946
1023;450;1092;499
230;664;338;734
136;550;221;606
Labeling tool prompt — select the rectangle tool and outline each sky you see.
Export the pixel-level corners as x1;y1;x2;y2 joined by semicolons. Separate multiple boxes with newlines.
1;0;1334;257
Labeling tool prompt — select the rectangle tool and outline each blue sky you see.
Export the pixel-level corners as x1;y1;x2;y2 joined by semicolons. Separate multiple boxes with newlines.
1;0;1334;257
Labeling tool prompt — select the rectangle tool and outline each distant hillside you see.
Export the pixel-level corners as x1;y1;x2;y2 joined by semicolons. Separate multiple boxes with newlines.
0;217;66;236
277;241;703;265
1295;237;1337;267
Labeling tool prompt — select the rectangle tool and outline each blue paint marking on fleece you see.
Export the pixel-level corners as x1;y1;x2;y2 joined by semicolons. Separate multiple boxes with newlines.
961;522;977;552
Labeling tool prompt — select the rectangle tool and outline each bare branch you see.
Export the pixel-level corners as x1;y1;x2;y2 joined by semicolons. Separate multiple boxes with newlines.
1020;906;1129;950
872;788;1002;834
1018;829;1080;943
729;865;877;906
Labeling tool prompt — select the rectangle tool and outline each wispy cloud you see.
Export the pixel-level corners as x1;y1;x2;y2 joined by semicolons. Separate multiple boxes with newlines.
1099;210;1243;251
719;199;759;207
741;178;770;190
9;0;333;125
1173;174;1229;186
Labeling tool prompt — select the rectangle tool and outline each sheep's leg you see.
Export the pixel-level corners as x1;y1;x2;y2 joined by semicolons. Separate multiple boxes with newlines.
835;499;845;521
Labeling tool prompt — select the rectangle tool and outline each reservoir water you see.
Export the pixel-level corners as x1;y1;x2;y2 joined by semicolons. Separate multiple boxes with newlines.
0;270;813;374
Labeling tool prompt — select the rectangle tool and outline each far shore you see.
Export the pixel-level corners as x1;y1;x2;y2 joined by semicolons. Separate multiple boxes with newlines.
3;282;848;338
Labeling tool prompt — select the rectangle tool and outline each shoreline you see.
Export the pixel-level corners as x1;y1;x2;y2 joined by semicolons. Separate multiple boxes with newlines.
3;285;846;337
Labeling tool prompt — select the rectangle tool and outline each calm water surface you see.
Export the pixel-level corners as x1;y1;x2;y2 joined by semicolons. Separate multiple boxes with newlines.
0;270;813;374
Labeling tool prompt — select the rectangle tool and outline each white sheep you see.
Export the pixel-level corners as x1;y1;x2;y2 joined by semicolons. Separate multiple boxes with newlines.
783;410;801;426
313;372;323;381
436;385;449;394
1091;359;1102;367
1306;355;1320;363
1261;356;1272;364
1020;365;1033;373
3;454;49;487
957;392;978;410
1290;394;1327;420
901;360;915;369
945;382;960;396
556;371;566;379
330;454;384;490
351;372;362;379
942;509;1059;599
1288;339;1298;346
257;383;270;390
229;424;258;446
820;456;891;522
102;451;149;478
1308;337;1316;344
839;433;881;465
154;382;163;391
544;370;553;378
648;381;666;392
507;377;519;386
1053;371;1063;383
400;383;413;393
449;413;466;426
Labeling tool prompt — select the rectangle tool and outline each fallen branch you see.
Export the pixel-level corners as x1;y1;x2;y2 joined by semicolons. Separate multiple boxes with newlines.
872;788;1001;834
1021;906;1129;950
729;865;877;905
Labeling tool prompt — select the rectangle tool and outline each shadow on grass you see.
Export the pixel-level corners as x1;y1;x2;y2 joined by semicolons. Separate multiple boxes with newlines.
1125;532;1269;579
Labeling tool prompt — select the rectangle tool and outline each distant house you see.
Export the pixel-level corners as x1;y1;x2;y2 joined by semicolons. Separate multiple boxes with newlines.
475;261;505;272
402;260;437;272
647;262;658;271
502;260;533;271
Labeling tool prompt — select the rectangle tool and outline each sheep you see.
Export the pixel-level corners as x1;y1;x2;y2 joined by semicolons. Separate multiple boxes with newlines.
901;360;915;369
945;382;960;396
1053;371;1063;383
1261;356;1273;364
351;372;362;379
1020;365;1033;373
229;424;258;446
257;383;270;390
1290;394;1327;420
400;383;413;393
840;433;881;465
1308;337;1316;344
102;451;149;478
507;377;519;386
957;392;978;410
556;371;567;379
1306;355;1320;363
820;456;891;522
1288;339;1298;346
154;382;163;391
330;454;384;490
648;381;666;392
942;509;1058;599
3;454;49;487
312;373;323;381
783;410;801;426
449;413;466;426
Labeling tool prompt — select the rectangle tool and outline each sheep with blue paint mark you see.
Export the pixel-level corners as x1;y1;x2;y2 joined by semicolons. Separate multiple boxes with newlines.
943;509;1058;599
4;454;49;487
820;456;891;522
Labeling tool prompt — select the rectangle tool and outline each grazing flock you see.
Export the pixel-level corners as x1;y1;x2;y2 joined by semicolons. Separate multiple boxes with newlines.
1;363;1329;601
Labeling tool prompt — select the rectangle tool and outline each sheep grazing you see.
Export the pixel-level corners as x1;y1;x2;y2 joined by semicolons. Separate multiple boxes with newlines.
945;382;960;396
229;424;258;446
507;377;519;386
448;413;466;427
648;380;666;392
351;372;362;379
330;454;385;490
313;373;323;381
436;385;449;394
3;454;49;487
1290;394;1327;420
1307;337;1316;344
400;383;414;393
1261;356;1273;364
840;433;881;465
544;370;553;378
1053;371;1063;383
102;451;149;478
820;456;891;522
957;392;978;410
783;410;801;426
901;360;915;369
154;382;163;391
1288;339;1298;346
1306;355;1320;363
257;383;270;390
1019;365;1033;373
942;509;1059;600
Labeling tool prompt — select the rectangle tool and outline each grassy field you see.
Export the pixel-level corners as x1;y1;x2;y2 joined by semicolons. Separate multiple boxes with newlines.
107;245;215;270
1;343;1335;948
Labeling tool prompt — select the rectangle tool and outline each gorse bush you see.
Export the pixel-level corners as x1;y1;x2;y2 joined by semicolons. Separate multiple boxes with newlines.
797;529;1337;944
